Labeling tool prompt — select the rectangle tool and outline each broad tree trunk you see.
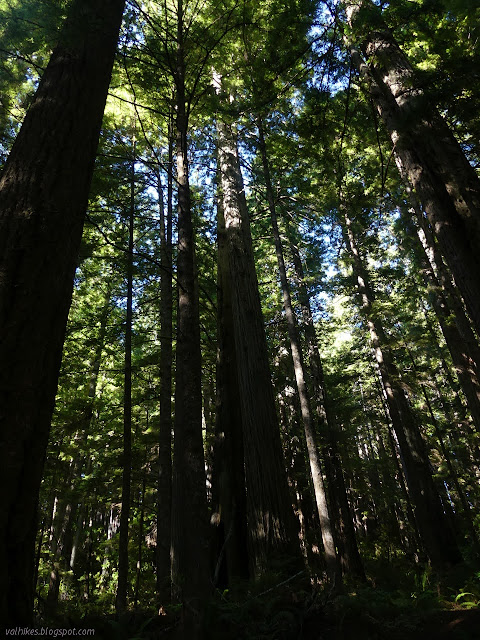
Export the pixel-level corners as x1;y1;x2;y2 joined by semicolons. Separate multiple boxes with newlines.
215;88;301;577
171;5;210;634
211;190;249;587
256;118;338;582
0;0;125;625
116;142;135;615
345;0;480;336
156;119;174;606
341;207;461;568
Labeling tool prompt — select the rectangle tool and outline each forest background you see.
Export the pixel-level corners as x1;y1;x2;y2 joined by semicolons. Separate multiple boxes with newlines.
1;0;480;638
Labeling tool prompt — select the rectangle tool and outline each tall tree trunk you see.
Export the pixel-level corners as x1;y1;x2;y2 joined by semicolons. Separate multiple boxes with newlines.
214;84;301;577
115;139;135;615
211;188;249;587
171;5;210;635
156;118;174;607
345;0;480;336
0;0;125;625
341;206;461;568
256;118;338;582
286;223;365;582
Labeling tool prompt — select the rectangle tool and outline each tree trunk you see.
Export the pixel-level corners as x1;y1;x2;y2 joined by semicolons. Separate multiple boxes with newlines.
341;206;461;568
171;5;210;634
286;223;365;582
345;0;480;336
211;187;249;587
215;85;301;577
0;0;125;625
156;117;174;607
257;118;338;582
134;472;146;609
116;142;135;616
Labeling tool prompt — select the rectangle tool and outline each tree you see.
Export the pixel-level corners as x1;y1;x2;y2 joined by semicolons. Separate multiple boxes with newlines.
340;197;462;569
215;81;302;577
0;0;126;625
344;0;480;336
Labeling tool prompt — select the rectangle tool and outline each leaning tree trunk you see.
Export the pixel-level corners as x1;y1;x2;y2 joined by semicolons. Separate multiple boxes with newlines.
0;0;125;625
341;206;461;569
345;0;480;336
171;6;210;636
257;117;338;583
214;83;301;577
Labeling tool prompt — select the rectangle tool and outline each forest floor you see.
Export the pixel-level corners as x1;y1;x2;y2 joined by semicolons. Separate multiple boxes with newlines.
308;605;480;639
36;564;480;639
48;597;480;639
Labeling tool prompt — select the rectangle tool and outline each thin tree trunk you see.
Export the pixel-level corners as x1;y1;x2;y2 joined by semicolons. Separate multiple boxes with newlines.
286;222;365;582
0;0;125;625
116;139;135;615
156;117;173;607
214;80;301;577
171;6;210;634
345;0;480;336
257;118;338;582
342;206;461;568
134;472;146;609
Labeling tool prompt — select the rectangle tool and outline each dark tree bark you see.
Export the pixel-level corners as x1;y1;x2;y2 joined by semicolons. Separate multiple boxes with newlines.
215;89;301;577
341;206;462;569
116;141;135;616
345;0;480;336
210;188;249;587
0;0;125;625
171;4;210;635
156;119;174;606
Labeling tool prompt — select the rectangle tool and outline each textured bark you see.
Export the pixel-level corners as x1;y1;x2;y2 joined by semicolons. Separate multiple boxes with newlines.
287;225;365;582
215;102;300;576
211;190;249;586
257;119;338;582
171;6;210;634
0;0;125;625
342;208;461;568
345;0;480;336
156;123;174;606
116;147;135;616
